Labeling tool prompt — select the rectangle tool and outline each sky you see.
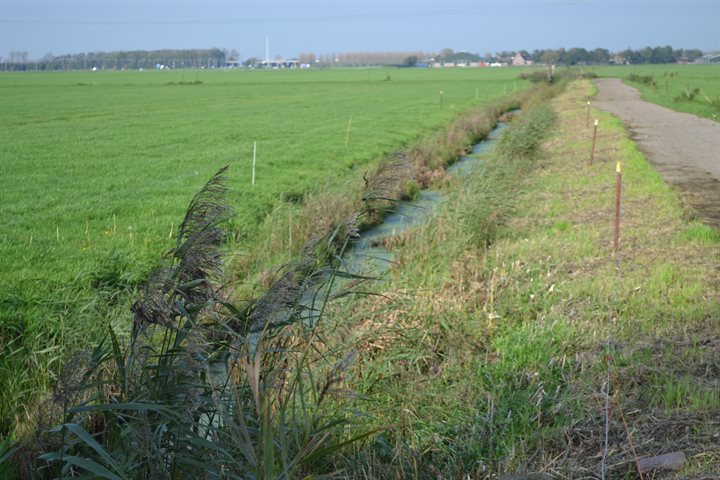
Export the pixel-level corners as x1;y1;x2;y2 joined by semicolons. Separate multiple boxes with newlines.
1;0;718;60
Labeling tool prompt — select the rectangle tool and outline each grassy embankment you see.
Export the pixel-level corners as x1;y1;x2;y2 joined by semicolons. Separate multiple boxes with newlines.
591;64;720;120
0;68;530;444
328;79;719;477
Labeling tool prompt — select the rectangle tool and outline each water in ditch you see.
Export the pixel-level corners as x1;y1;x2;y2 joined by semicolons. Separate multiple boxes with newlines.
219;118;511;408
343;119;510;278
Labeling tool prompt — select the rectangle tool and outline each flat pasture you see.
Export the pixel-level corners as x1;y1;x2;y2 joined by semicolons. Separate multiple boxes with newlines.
0;67;527;436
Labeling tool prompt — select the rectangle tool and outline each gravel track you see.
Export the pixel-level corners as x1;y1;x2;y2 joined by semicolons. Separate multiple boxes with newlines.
593;78;720;227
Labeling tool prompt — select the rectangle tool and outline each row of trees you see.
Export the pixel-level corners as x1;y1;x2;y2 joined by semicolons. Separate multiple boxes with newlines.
437;46;705;66
0;48;227;71
524;46;704;65
0;45;707;71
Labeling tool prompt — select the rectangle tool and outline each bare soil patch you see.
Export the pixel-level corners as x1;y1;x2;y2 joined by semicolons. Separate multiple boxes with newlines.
593;78;720;227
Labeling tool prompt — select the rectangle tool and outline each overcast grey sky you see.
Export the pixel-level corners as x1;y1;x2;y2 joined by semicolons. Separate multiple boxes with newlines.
1;1;718;60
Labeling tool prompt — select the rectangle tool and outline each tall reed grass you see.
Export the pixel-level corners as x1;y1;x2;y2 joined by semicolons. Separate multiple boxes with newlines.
5;154;414;478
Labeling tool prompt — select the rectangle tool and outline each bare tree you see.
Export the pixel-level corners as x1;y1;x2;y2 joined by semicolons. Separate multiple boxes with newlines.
298;52;316;64
438;48;454;60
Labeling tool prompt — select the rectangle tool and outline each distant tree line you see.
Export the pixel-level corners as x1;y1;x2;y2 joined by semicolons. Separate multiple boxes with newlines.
0;45;708;71
0;48;227;71
430;46;704;66
525;46;704;65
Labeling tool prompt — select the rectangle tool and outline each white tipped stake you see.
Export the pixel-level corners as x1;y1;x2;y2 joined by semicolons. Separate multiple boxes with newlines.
85;220;89;235
345;115;352;147
169;221;174;239
586;100;591;128
56;226;59;242
252;141;257;186
614;162;622;255
589;119;599;166
113;214;116;234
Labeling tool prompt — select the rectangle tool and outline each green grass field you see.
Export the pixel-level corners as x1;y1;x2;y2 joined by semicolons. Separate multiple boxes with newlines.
590;64;720;120
0;67;529;439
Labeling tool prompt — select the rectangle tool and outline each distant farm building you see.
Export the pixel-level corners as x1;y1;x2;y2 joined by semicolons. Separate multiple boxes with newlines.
512;53;533;66
695;51;720;64
258;59;300;69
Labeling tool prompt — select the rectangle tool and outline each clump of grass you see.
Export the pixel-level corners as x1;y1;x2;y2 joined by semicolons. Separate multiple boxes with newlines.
628;73;655;86
520;70;552;84
676;222;720;245
649;374;720;413
165;80;203;85
675;83;701;102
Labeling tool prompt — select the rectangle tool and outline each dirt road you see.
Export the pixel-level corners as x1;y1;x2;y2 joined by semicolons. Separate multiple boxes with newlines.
593;78;720;226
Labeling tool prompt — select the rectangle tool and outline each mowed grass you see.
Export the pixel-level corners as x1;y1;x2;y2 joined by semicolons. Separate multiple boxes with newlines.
590;63;720;120
0;67;528;438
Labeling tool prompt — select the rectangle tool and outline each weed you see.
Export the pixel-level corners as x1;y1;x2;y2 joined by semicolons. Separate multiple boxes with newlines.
649;374;720;413
676;223;720;245
628;73;655;86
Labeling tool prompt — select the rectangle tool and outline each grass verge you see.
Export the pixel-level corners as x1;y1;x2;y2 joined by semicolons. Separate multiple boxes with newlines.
328;79;719;477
